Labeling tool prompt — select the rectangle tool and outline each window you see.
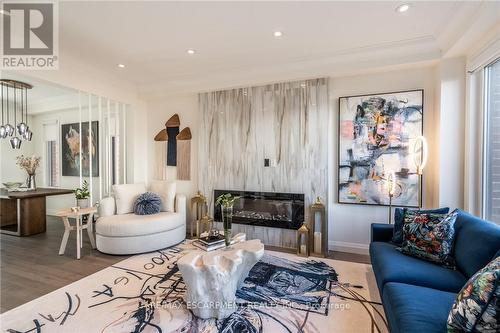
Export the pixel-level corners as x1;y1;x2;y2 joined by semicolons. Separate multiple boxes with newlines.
46;140;59;187
483;59;500;223
43;121;59;187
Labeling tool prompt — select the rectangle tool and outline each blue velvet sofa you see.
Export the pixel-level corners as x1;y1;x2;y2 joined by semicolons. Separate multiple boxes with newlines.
370;209;500;333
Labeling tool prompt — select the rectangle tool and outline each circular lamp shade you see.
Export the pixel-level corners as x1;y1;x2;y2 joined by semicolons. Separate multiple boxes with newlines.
10;136;22;149
23;129;33;141
17;122;28;135
4;124;14;136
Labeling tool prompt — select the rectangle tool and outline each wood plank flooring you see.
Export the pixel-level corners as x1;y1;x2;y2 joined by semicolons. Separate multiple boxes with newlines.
1;216;370;313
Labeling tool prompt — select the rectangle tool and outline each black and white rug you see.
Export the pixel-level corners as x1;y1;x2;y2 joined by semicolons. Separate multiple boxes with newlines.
0;242;387;333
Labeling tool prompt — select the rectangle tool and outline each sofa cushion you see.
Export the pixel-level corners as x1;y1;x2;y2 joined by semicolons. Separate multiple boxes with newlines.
383;282;456;333
113;183;146;215
447;256;500;332
96;211;184;237
399;209;458;268
370;242;467;293
453;210;500;278
392;207;450;244
149;180;176;212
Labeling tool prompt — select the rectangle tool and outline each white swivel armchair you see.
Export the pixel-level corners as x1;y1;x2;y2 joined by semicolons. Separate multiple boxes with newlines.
96;182;186;255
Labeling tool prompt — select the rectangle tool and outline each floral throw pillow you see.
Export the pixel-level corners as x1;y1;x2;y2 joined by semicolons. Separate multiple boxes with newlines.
399;209;458;267
447;256;500;332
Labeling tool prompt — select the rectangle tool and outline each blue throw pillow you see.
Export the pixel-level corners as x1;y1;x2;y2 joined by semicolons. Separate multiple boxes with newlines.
392;207;450;244
134;192;162;215
447;256;499;332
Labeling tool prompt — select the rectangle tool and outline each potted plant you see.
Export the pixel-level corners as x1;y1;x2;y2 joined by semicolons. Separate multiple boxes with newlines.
16;155;41;190
215;193;240;247
74;180;90;208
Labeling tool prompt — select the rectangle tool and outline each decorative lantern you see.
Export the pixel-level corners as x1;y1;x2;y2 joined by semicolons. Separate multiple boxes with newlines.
310;197;327;258
191;191;207;238
199;214;214;239
297;222;310;257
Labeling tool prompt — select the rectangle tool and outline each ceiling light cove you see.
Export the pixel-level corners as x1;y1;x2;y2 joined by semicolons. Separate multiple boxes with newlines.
187;49;196;55
273;31;283;38
396;4;411;13
117;63;126;68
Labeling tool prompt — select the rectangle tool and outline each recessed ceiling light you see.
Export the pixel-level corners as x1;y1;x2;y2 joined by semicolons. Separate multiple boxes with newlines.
187;49;196;55
273;31;283;38
117;63;125;68
396;4;410;13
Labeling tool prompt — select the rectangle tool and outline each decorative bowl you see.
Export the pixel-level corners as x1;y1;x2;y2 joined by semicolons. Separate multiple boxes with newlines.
3;182;23;191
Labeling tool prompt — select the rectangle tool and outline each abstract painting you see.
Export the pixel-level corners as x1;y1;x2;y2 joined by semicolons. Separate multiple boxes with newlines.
61;121;99;177
338;90;423;207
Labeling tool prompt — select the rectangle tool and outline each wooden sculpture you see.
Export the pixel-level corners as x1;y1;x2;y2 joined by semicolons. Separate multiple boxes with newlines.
176;127;192;180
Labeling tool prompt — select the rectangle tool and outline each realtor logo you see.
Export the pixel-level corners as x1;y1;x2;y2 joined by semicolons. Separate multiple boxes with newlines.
1;1;58;69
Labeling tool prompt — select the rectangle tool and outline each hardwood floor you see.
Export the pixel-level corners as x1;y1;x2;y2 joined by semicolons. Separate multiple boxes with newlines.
0;216;129;313
1;217;370;313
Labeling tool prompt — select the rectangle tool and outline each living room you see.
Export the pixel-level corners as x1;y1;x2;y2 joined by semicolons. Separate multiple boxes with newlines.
0;1;499;332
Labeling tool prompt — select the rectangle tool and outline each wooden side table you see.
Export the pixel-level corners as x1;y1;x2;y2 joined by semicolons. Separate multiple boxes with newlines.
55;207;97;259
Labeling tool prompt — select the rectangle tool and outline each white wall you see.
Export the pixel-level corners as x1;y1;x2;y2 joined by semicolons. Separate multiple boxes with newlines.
436;57;466;209
145;64;455;253
147;94;199;205
328;66;440;253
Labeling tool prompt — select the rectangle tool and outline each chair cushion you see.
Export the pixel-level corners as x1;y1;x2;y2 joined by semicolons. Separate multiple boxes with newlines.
370;242;467;293
453;210;500;278
96;211;184;237
383;282;456;333
447;256;500;332
392;207;450;244
149;180;176;212
113;183;146;215
399;209;458;268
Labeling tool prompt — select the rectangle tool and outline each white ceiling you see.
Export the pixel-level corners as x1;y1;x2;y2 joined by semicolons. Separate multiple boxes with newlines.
49;1;500;96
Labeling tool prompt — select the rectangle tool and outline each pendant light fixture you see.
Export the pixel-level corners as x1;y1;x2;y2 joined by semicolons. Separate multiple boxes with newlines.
0;79;34;149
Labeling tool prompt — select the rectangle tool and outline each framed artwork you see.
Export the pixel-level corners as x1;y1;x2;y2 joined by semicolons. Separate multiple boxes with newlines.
338;90;423;207
61;121;99;177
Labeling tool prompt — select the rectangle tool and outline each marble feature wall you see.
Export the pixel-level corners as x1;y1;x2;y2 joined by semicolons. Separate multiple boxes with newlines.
198;78;329;248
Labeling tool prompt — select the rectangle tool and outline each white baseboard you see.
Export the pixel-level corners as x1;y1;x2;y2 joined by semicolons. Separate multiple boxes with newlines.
328;241;369;255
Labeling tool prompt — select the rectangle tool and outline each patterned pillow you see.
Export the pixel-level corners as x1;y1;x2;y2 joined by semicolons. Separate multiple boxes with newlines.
133;192;162;215
399;209;458;267
447;256;500;332
392;207;450;244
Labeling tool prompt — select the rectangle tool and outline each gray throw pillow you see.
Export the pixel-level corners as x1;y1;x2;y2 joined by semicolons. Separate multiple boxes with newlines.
134;192;162;215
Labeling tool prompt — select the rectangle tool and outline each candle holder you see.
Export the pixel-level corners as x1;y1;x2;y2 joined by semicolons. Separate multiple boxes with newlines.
191;191;207;238
199;214;214;239
309;197;327;258
297;222;310;257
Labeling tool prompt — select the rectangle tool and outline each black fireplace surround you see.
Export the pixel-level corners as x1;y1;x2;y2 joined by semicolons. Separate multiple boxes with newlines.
214;190;305;230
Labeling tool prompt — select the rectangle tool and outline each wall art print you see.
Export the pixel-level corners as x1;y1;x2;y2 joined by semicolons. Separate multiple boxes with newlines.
338;90;423;207
61;121;99;177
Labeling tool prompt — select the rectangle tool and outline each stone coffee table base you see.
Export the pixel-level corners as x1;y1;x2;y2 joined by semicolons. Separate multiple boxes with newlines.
178;239;265;319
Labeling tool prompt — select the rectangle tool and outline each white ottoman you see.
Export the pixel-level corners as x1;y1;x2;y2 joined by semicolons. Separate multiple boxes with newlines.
178;239;264;319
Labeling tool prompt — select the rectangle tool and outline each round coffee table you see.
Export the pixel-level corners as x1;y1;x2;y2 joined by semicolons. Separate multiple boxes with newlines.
178;239;264;319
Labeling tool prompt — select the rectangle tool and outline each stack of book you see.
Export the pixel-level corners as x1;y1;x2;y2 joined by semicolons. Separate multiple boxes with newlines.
193;234;226;251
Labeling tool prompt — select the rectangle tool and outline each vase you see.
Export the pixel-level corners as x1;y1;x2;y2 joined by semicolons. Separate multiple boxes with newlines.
26;174;36;191
77;198;89;209
222;206;233;247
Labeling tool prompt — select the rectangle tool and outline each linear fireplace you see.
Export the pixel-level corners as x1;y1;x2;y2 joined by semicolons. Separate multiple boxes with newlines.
214;190;305;230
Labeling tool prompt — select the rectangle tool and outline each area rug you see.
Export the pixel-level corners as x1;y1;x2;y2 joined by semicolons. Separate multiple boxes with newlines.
0;242;387;333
